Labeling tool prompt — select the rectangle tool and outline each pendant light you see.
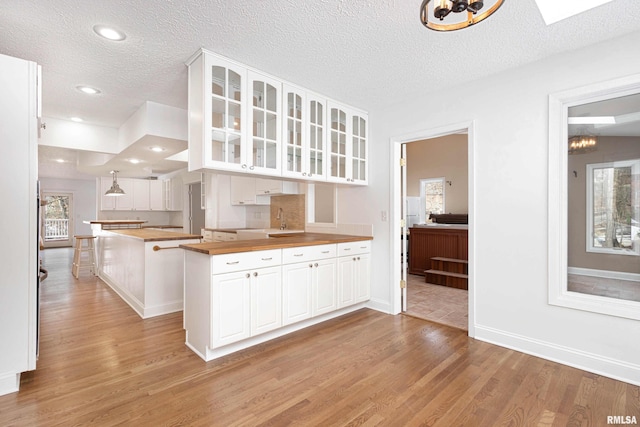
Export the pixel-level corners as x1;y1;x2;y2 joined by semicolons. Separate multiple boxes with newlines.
105;170;125;196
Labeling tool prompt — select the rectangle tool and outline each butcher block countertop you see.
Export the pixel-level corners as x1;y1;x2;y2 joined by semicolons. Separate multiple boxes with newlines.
85;220;148;225
103;229;202;242
180;232;373;255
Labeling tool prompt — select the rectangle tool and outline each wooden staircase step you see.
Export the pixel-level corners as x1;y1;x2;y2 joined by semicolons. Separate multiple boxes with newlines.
430;256;468;264
424;269;468;279
424;269;468;290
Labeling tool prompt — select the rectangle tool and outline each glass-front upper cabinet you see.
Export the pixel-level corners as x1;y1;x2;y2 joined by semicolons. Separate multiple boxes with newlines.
187;51;248;173
328;103;368;185
248;71;281;176
282;85;327;181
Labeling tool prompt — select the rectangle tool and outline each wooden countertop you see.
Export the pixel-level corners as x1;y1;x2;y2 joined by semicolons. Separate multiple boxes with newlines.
180;233;373;255
103;229;202;242
141;225;183;229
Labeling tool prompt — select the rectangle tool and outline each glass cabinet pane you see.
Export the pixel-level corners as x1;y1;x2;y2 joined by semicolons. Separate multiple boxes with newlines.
212;66;225;97
212;98;224;129
228;101;241;130
266;84;277;112
211;131;225;162
229;71;241;101
228;134;241;164
266;112;277;140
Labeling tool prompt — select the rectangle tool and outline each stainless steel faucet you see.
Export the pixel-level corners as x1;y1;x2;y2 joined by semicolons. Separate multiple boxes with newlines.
277;208;287;230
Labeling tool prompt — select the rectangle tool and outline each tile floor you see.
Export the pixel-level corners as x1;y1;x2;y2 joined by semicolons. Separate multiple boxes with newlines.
405;274;468;330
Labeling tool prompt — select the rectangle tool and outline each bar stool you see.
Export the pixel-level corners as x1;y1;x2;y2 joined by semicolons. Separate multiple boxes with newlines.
72;235;96;279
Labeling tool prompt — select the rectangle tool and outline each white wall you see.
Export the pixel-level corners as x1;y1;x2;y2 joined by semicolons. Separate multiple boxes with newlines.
39;177;96;236
351;30;640;385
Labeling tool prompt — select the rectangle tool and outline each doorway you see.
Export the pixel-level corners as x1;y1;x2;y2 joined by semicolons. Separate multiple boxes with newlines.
391;121;475;337
42;192;73;248
189;182;205;235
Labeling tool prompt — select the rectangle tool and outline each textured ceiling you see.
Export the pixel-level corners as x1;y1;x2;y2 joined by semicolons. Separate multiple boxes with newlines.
2;0;640;175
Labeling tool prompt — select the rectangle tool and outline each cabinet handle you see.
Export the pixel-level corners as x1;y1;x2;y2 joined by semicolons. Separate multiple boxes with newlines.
302;172;307;176
314;263;318;267
226;261;240;265
360;246;367;249
265;190;270;194
253;272;258;277
343;248;351;251
309;264;313;268
294;253;304;257
261;257;272;261
353;257;357;261
321;251;330;254
357;257;360;261
242;164;247;169
249;166;255;170
246;273;250;278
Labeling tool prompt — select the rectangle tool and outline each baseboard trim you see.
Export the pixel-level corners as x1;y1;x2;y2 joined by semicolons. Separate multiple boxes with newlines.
366;297;392;314
475;325;640;386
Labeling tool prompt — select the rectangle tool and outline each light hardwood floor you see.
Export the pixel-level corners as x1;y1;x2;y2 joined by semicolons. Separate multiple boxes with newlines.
568;274;640;302
1;248;638;426
406;274;468;331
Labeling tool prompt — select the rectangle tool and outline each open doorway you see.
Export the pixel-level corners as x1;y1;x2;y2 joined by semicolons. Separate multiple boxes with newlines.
392;120;475;337
42;192;73;248
402;135;469;330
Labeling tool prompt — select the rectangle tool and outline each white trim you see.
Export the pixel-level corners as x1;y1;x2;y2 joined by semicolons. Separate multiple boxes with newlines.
568;267;640;283
475;325;640;386
390;120;475;338
548;73;640;321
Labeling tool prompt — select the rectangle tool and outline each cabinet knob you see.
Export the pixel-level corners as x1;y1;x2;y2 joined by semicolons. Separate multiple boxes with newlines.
314;263;318;267
246;273;250;278
242;164;247;169
249;166;255;170
302;172;307;176
309;264;313;268
253;272;258;277
357;257;360;261
353;257;356;261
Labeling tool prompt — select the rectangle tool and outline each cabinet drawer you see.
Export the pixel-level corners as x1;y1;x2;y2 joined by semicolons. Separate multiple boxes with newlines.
337;240;371;256
282;244;336;264
212;249;282;274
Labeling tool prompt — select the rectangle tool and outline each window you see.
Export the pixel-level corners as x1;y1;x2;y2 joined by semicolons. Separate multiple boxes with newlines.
419;177;445;223
586;159;640;256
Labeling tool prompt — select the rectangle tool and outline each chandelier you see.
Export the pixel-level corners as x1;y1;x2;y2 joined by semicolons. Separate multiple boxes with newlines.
568;135;598;155
420;0;505;31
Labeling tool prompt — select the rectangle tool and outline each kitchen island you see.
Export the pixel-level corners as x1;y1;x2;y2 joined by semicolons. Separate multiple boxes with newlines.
97;228;201;319
180;233;373;361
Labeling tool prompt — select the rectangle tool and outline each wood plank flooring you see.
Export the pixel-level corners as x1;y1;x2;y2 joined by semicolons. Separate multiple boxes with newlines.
1;248;638;426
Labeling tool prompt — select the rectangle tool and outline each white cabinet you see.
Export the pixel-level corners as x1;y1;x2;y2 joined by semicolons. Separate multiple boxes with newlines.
231;176;268;205
163;177;183;211
149;180;164;210
337;241;371;308
133;180;150;210
282;244;337;325
282;85;328;181
212;270;251;347
250;266;282;335
213;231;237;241
248;71;282;176
188;49;367;186
255;178;298;195
328;103;368;185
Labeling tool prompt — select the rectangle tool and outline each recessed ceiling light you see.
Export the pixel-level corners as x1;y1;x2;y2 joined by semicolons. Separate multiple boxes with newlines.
56;159;66;163
129;158;140;164
93;25;127;41
70;117;83;122
76;85;101;95
150;146;165;153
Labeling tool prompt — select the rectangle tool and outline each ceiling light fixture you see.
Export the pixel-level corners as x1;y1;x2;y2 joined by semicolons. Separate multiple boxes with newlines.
420;0;505;31
76;85;101;95
150;146;165;153
55;159;65;163
129;158;140;164
105;170;125;196
70;117;83;122
568;135;598;155
93;25;127;41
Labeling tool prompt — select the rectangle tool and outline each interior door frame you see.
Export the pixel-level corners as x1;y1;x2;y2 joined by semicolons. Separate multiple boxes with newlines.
390;120;476;337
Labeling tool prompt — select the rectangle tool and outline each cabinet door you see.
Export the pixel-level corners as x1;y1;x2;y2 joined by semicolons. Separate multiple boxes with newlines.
149;180;164;210
328;104;348;182
350;113;368;185
206;55;247;172
282;85;305;179
312;258;337;316
282;262;313;325
355;253;370;303
100;177;116;210
248;71;281;175
250;266;282;336
133;180;150;210
114;178;134;210
337;255;356;308
306;94;327;181
212;271;251;347
230;175;257;205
